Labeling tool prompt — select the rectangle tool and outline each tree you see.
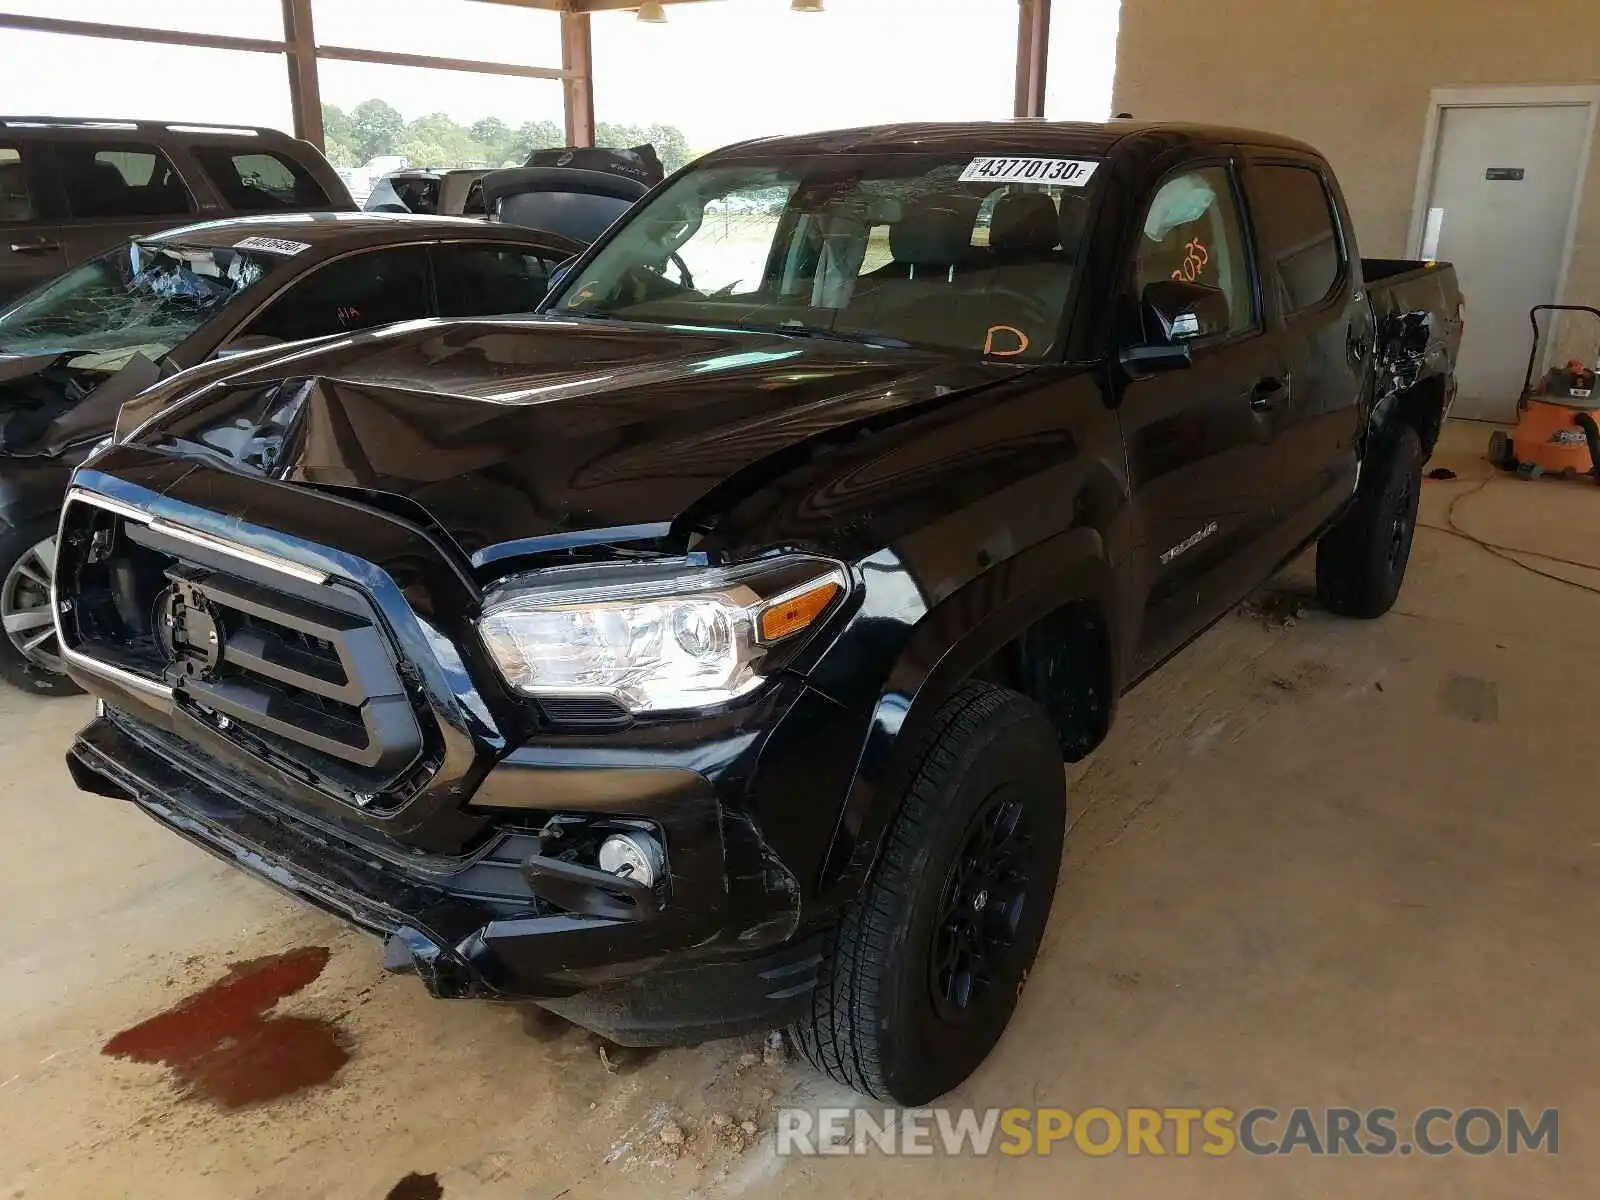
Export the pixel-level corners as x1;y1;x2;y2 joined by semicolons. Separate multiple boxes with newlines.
349;99;406;163
469;116;510;148
506;119;564;164
395;138;450;169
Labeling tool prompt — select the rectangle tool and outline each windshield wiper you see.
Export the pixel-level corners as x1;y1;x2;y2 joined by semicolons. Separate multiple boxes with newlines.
711;320;913;350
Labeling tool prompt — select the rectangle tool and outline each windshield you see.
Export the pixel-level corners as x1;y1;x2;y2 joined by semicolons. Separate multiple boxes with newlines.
548;153;1099;359
0;241;279;365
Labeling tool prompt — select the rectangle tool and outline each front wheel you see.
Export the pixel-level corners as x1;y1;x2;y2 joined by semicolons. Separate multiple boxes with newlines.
0;518;82;697
793;682;1066;1103
1315;423;1424;619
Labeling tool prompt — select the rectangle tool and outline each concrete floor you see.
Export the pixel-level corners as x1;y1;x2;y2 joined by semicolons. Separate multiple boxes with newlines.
3;419;1598;1199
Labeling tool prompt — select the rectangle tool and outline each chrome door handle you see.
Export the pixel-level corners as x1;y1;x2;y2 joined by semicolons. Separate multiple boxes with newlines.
1249;375;1289;411
9;239;60;254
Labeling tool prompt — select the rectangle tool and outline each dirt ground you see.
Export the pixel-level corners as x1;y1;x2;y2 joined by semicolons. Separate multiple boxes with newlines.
3;419;1598;1199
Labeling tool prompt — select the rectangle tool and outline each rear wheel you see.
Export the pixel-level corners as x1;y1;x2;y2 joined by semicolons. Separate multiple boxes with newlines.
793;682;1066;1103
0;519;82;697
1315;423;1424;619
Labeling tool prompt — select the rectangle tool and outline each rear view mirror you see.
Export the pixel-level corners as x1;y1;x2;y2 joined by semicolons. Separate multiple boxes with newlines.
1141;278;1230;343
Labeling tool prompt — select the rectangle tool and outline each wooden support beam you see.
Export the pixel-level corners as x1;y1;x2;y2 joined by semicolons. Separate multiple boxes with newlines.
1014;0;1052;120
561;10;596;147
281;0;323;147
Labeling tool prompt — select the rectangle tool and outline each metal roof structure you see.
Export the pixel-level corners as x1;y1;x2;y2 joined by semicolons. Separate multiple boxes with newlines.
0;1;1055;150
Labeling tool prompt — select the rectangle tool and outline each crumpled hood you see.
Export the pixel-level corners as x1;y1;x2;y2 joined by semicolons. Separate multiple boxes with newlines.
0;349;161;457
136;316;1015;561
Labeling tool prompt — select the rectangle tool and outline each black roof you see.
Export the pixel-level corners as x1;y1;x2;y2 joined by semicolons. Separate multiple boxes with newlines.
706;119;1320;161
141;211;578;254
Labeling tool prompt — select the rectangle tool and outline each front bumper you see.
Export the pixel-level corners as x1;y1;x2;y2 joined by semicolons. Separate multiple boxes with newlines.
68;710;829;1045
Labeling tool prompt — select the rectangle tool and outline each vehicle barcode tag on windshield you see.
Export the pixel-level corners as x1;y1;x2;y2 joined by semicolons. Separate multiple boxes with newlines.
233;236;311;256
959;157;1099;186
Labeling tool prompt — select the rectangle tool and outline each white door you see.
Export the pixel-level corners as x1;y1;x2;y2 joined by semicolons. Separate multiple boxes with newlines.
1420;103;1591;421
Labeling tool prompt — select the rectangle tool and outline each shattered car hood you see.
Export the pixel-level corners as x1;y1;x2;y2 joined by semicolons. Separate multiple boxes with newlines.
134;316;1015;561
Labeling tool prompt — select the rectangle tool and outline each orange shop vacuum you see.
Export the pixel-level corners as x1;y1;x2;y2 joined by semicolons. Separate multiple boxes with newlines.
1487;304;1600;481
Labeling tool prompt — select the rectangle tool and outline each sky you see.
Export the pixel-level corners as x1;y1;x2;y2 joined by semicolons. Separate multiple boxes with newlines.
0;0;1121;151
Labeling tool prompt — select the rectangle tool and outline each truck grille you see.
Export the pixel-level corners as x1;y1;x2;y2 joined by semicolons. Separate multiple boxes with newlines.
57;490;430;805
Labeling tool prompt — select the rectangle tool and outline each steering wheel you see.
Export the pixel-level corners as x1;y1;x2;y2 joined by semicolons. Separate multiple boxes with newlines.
669;252;695;291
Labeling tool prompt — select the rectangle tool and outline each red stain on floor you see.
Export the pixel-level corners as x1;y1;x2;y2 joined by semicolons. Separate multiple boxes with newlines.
103;946;349;1109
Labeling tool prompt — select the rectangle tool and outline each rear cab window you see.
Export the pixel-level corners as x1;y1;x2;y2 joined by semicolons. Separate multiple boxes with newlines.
193;148;331;212
55;142;194;219
1246;162;1346;317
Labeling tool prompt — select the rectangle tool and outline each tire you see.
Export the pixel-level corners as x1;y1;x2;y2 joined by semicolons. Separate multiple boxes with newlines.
1315;423;1424;619
793;682;1066;1103
0;518;82;697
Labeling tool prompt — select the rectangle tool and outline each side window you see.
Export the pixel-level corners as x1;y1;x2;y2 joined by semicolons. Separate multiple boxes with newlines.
56;143;194;219
0;145;33;222
239;247;431;343
434;244;559;317
1134;166;1254;336
1250;164;1343;316
194;148;331;212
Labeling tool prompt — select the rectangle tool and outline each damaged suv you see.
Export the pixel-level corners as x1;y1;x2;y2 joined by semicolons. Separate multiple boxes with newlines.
58;122;1459;1103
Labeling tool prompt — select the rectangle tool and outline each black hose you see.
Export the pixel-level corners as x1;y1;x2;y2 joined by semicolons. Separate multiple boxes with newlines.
1575;412;1600;485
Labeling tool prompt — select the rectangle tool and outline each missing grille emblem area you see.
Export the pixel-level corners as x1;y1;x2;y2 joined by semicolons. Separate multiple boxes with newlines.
156;577;225;684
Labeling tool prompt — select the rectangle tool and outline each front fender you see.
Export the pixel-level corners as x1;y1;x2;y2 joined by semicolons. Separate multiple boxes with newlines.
810;525;1123;907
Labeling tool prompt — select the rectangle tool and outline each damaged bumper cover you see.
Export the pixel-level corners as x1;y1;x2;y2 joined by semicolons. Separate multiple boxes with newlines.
67;705;833;1045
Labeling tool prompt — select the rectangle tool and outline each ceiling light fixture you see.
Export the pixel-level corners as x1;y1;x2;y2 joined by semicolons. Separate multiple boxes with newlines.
791;0;826;10
637;1;667;21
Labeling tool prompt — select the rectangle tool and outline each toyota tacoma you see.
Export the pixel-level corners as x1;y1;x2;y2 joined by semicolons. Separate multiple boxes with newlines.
57;121;1461;1104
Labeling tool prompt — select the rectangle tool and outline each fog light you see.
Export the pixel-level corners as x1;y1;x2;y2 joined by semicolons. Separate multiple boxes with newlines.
598;832;663;889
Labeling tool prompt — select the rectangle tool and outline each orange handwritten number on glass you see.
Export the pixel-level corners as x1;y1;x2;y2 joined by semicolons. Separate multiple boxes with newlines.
1171;238;1211;283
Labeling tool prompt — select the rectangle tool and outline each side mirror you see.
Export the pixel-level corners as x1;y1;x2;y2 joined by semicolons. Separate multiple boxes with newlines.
1141;278;1231;343
1120;341;1194;375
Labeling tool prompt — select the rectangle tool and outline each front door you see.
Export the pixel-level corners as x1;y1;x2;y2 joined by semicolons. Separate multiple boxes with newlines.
1119;161;1287;672
1420;102;1591;420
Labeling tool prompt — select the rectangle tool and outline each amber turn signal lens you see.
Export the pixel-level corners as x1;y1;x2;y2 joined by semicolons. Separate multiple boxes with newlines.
758;580;840;642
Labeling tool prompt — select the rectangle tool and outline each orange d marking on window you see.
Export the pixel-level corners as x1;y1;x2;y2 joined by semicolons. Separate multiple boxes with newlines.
984;325;1031;357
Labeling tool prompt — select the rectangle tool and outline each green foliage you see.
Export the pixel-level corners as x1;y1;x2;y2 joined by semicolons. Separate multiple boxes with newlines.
321;102;693;172
347;99;406;163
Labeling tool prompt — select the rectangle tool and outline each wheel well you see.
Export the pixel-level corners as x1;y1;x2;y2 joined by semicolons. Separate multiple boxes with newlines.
1394;375;1448;458
974;601;1112;762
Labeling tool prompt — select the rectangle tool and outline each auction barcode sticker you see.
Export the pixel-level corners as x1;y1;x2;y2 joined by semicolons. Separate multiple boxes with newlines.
234;235;312;256
959;157;1099;186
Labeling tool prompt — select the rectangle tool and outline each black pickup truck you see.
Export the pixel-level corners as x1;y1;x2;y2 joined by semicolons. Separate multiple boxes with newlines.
57;122;1461;1104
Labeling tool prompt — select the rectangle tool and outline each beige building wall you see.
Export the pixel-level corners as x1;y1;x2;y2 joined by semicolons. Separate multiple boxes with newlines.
1113;0;1599;351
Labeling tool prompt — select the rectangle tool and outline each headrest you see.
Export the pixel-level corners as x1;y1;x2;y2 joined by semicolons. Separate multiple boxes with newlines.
990;193;1059;256
1058;194;1091;257
890;195;980;267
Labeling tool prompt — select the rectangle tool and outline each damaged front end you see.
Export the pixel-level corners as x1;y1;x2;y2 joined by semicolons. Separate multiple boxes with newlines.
56;458;852;1043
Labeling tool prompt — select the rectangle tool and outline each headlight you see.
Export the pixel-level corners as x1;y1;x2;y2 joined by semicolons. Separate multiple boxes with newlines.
478;556;847;714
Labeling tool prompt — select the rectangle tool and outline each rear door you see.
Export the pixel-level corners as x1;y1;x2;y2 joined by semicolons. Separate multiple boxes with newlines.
1241;152;1368;542
48;138;198;268
0;139;64;303
1118;157;1288;671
